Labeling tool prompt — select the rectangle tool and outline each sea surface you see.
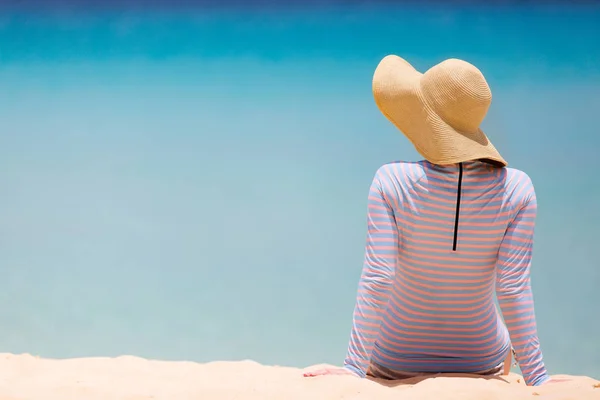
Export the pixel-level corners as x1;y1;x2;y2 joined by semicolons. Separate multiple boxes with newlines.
0;1;599;378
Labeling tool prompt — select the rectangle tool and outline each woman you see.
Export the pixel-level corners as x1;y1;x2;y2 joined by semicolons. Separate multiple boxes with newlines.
305;56;553;386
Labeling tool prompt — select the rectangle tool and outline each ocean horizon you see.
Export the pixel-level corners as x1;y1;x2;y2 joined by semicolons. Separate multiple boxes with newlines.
0;1;599;379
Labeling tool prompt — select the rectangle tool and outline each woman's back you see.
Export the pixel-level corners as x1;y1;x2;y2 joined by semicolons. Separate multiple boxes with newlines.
343;160;548;386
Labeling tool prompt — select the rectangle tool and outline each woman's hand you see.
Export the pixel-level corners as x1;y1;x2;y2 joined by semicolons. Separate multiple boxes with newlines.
303;366;358;377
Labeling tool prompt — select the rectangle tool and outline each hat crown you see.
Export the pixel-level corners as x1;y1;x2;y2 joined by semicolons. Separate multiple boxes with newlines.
421;59;492;133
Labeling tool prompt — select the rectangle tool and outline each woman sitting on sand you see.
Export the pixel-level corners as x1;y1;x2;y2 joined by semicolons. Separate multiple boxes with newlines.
305;55;553;386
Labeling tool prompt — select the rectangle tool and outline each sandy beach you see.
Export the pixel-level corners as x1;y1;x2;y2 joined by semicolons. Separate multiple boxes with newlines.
0;354;598;400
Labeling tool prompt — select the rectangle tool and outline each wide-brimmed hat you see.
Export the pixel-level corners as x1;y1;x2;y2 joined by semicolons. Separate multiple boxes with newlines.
372;55;507;167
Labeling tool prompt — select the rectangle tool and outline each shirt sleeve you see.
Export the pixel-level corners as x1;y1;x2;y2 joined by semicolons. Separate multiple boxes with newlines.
495;184;550;386
343;171;398;377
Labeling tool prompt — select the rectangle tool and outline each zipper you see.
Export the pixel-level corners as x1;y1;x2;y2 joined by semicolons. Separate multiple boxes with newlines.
452;162;463;251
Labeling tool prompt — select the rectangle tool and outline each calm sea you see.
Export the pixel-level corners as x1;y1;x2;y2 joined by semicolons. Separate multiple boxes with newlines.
0;2;598;378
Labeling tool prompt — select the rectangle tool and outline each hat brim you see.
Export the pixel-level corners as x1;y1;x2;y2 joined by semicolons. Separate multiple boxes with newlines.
372;55;507;167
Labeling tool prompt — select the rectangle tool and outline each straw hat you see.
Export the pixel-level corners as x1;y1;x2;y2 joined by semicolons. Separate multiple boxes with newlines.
372;55;507;167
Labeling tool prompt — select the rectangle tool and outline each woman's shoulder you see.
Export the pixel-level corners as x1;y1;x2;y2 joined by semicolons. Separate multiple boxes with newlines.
502;167;537;207
374;160;428;183
375;160;427;175
503;167;535;189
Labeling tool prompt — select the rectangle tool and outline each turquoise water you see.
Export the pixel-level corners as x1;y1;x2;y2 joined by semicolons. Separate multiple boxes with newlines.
0;3;599;378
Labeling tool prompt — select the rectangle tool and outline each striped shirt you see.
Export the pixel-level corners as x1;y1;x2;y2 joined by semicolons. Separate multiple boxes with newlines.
343;160;549;386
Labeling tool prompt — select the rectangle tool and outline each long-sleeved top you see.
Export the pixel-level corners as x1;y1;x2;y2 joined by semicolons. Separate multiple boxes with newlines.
343;160;550;386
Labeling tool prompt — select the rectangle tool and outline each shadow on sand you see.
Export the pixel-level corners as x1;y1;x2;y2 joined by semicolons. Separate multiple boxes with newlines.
367;373;511;388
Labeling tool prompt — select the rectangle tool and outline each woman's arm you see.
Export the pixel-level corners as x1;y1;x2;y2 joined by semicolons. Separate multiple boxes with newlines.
495;179;550;386
343;171;398;377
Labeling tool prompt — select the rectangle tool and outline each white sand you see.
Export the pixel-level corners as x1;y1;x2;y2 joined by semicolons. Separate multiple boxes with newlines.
0;354;598;399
